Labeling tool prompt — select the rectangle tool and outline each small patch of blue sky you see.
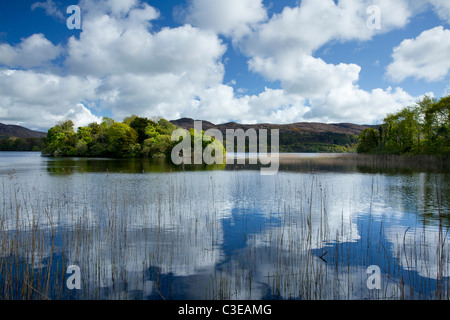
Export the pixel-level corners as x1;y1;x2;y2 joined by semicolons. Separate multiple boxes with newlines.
263;0;299;17
0;0;183;45
83;99;113;118
0;0;80;45
146;0;185;31
222;39;282;96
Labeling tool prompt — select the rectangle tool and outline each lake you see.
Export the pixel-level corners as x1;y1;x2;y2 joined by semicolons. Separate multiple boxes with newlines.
0;151;449;300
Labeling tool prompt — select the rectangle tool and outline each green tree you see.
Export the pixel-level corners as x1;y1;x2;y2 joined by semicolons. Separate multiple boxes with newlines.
43;120;77;156
75;140;88;156
42;115;224;159
422;96;450;154
77;126;93;147
145;124;160;139
143;134;173;158
128;116;157;144
357;94;450;155
157;118;177;135
383;106;421;154
357;128;379;153
106;122;138;157
88;122;108;156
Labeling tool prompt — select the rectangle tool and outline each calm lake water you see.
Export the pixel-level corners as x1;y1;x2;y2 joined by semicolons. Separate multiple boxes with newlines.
0;152;449;300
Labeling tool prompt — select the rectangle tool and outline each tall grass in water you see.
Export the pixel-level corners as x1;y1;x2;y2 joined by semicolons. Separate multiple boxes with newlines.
0;167;449;300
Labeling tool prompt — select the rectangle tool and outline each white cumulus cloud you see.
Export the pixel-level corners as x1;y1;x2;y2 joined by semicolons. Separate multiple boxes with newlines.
0;33;62;69
386;26;450;82
428;0;450;23
0;69;100;129
182;0;267;40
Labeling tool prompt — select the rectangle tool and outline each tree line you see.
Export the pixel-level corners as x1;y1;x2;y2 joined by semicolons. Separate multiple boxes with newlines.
0;137;44;152
280;131;358;153
42;115;224;159
357;95;450;155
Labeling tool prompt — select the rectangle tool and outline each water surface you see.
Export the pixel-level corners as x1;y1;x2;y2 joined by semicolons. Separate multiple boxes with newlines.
0;152;449;300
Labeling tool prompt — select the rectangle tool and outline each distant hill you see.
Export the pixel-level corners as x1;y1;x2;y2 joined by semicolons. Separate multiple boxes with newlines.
0;123;47;139
170;118;374;153
0;123;46;151
170;118;372;135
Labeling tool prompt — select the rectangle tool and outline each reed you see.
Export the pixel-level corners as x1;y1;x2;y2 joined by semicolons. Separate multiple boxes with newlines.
0;161;449;300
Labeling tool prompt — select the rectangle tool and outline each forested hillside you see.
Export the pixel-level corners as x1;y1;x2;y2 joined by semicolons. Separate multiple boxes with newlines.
0;123;46;151
170;119;372;153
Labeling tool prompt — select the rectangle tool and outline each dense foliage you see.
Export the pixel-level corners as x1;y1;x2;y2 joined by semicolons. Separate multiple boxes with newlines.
0;137;44;151
280;142;356;153
280;131;358;153
224;131;358;153
357;95;450;155
42;116;225;159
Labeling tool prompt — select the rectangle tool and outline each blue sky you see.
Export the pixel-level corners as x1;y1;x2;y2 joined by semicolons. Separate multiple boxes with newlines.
0;0;449;130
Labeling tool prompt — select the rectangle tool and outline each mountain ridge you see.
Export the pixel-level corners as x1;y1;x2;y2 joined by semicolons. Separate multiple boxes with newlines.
0;123;46;152
0;123;47;139
169;118;375;153
0;119;374;138
170;118;374;135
